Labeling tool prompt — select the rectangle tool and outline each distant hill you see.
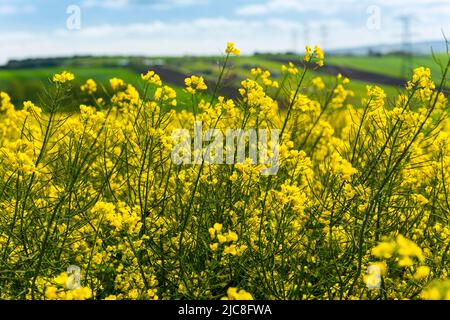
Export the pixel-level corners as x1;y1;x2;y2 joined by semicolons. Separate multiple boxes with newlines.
328;40;449;56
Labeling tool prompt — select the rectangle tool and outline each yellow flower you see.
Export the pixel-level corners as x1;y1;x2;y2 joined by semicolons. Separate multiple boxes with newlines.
81;79;97;94
230;172;238;182
422;287;441;300
213;223;223;233
226;231;238;242
45;287;59;300
222;288;253;300
398;256;414;267
54;272;69;287
421;280;450;300
217;234;227;244
185;75;207;94
414;266;430;280
23;101;42;114
281;62;299;75
110;78;125;91
141;70;162;86
312;77;325;90
396;235;424;262
406;67;436;100
52;71;75;84
154;85;177;106
304;45;313;62
372;241;396;259
0;91;14;112
236;245;247;256
208;227;216;239
223;244;237;255
314;45;325;67
303;45;325;67
225;42;240;55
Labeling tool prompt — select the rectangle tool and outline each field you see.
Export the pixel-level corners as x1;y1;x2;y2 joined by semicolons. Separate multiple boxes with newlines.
3;52;440;106
0;44;450;300
327;54;449;82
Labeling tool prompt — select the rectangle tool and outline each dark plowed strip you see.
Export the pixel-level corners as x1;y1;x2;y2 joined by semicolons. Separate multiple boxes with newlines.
268;57;450;95
142;62;449;99
268;57;407;87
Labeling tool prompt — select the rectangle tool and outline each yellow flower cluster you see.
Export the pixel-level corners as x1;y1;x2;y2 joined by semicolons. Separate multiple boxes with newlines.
110;77;125;91
251;68;279;88
52;71;75;84
221;288;253;300
0;92;14;113
225;42;240;56
209;224;247;256
281;62;299;75
81;79;98;94
44;272;93;300
406;67;436;101
372;235;425;266
141;70;163;86
422;280;450;300
304;45;325;67
155;85;177;106
185;75;208;94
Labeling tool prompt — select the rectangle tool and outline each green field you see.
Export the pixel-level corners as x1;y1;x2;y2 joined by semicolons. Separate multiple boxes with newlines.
1;53;447;110
0;66;192;109
328;53;449;82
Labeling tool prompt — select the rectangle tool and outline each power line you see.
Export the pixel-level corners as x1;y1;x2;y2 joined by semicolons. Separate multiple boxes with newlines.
398;15;414;79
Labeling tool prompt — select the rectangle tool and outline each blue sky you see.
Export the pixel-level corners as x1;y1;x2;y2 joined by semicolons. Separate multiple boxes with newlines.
0;0;449;64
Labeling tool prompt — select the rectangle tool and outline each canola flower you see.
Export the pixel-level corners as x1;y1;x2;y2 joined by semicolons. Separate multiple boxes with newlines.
43;272;93;300
0;43;449;300
141;70;163;86
185;75;208;94
81;79;98;94
222;288;253;300
110;77;125;91
225;42;240;56
304;45;324;67
52;71;75;84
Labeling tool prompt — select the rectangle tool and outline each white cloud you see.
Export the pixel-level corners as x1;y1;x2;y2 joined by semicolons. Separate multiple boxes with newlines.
0;4;35;15
82;0;207;10
54;18;263;38
83;0;130;9
0;11;449;65
236;0;359;16
236;0;450;16
236;0;304;16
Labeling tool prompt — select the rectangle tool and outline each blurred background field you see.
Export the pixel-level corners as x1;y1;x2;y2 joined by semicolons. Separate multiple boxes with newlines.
1;49;449;110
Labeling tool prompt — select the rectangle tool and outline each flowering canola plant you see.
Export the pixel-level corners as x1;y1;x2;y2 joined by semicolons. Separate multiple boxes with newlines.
0;43;449;300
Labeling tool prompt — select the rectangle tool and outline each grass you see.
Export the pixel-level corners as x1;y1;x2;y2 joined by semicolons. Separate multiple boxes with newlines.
327;53;449;82
0;66;191;108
